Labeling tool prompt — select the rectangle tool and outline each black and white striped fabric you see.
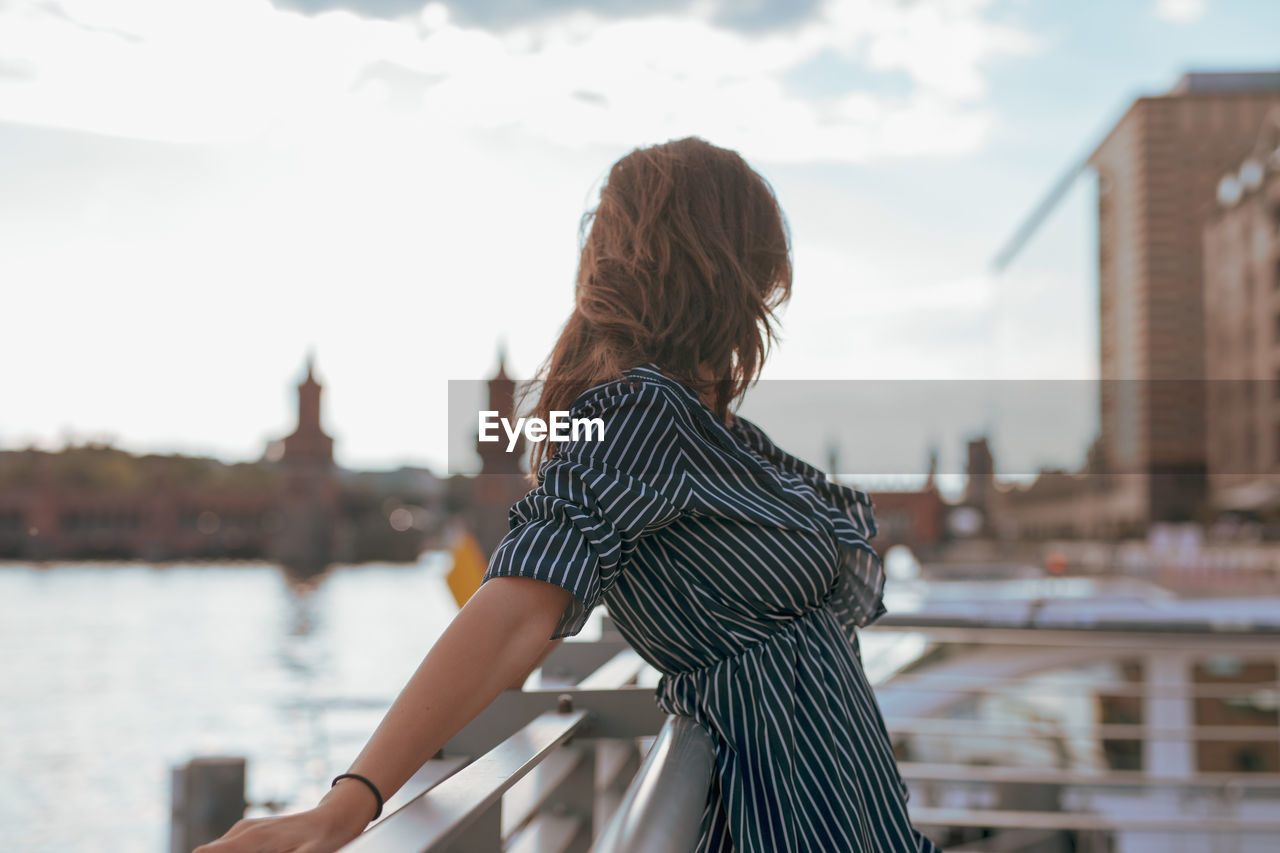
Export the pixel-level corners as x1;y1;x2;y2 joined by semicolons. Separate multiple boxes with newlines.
484;363;942;852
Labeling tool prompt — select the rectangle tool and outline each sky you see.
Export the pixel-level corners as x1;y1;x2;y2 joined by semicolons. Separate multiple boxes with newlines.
2;0;1279;477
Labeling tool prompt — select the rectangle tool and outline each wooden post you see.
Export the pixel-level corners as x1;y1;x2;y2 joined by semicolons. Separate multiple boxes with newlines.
170;757;247;853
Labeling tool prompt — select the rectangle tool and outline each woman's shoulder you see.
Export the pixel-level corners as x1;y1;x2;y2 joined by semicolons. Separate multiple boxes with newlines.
566;363;702;424
544;365;703;476
730;413;874;509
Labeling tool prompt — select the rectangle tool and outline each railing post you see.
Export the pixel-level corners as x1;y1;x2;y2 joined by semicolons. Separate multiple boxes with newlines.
544;693;595;852
596;739;643;830
1144;650;1194;778
170;756;246;853
542;743;595;853
446;804;502;852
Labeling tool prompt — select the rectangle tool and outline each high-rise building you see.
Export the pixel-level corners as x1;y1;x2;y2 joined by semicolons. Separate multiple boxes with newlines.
1089;71;1280;527
1203;109;1280;511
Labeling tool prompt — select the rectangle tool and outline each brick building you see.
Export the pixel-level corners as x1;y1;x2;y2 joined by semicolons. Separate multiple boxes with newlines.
997;71;1280;540
270;354;341;571
866;469;947;559
0;356;444;571
1203;108;1280;514
446;348;536;559
1090;71;1280;528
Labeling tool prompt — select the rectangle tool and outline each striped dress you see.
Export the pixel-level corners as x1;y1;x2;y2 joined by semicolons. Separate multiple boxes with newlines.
483;363;942;852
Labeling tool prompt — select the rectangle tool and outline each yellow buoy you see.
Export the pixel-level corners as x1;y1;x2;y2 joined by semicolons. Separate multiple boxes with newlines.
445;528;487;607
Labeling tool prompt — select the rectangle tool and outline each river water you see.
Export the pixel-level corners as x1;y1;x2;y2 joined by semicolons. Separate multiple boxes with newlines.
3;555;927;853
2;557;460;853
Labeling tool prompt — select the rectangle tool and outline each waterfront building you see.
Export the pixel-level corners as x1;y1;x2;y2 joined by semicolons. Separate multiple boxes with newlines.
0;356;443;570
995;71;1280;541
270;353;341;572
1203;110;1280;517
446;347;535;559
1090;72;1280;530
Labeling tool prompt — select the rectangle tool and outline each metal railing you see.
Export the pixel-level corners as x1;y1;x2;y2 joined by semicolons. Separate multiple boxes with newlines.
863;615;1280;852
344;706;591;851
177;609;1280;852
590;715;716;853
337;615;1280;851
332;629;708;853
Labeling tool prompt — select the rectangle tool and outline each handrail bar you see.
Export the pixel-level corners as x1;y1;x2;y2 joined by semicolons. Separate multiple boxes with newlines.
884;718;1280;741
590;715;715;853
869;613;1280;637
909;808;1280;834
864;622;1280;651
500;745;589;836
897;761;1280;790
287;677;1280;706
576;650;647;689
342;707;588;852
878;676;1280;699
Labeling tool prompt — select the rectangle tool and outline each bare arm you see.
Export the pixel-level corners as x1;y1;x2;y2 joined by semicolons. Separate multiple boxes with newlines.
196;575;573;852
510;636;565;689
323;576;570;824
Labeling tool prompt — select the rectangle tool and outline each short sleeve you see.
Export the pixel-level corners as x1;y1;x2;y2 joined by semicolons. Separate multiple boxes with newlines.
482;380;692;639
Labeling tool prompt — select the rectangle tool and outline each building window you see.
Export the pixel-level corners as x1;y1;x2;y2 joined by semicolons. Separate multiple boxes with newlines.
1194;657;1279;773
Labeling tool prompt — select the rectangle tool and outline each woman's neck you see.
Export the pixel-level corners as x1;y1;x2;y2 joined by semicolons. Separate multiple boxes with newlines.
694;363;734;427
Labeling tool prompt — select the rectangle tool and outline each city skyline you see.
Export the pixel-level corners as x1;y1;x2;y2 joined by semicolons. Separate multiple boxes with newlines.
3;0;1280;473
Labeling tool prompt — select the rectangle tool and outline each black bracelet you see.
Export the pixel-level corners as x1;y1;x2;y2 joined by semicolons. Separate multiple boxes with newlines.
331;772;384;821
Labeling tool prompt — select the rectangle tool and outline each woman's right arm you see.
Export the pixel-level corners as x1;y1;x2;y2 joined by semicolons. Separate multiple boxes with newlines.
194;574;574;853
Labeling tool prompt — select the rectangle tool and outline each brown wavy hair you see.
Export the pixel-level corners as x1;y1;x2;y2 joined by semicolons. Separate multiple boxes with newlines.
520;136;793;479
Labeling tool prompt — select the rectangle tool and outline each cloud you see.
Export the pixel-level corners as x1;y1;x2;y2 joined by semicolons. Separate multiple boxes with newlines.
349;58;445;108
0;56;34;79
710;0;822;33
273;0;821;34
0;0;1052;469
1154;0;1208;23
570;89;608;107
30;0;144;42
0;0;1038;162
273;0;426;19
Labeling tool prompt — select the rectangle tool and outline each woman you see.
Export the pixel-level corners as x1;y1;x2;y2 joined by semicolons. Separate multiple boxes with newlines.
197;137;941;852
